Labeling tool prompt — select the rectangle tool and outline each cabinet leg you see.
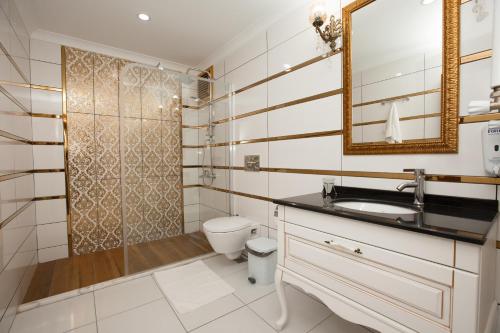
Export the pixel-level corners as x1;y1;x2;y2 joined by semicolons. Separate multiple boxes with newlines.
275;269;288;331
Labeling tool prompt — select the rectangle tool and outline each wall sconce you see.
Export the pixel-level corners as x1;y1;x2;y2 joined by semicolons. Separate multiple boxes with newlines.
309;2;342;51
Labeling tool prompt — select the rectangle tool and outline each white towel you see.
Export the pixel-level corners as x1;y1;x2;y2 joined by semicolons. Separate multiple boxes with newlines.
468;100;490;115
385;102;402;143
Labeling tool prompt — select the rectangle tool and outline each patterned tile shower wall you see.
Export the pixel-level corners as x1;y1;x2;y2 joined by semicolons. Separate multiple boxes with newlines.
63;46;183;255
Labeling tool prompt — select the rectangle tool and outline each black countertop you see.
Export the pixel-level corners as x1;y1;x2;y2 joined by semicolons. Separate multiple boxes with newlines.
273;186;498;245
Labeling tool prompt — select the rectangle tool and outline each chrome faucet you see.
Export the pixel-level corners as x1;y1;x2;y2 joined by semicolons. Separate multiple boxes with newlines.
396;169;425;207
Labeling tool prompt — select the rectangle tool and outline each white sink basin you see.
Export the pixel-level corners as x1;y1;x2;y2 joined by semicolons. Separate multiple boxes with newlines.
334;201;417;215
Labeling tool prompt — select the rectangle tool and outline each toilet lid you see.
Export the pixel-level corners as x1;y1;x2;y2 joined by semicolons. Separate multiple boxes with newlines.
204;217;252;233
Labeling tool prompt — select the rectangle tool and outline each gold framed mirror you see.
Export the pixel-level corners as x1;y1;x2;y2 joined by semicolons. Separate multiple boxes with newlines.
342;0;459;155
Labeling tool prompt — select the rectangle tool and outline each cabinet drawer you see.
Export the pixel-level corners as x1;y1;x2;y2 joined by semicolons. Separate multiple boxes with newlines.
283;206;455;266
284;228;452;329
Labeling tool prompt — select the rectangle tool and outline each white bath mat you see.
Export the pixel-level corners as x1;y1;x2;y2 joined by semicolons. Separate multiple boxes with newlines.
153;260;235;314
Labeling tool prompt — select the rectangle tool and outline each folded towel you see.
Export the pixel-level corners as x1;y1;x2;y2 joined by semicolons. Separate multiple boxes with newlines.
468;100;490;115
385;102;402;143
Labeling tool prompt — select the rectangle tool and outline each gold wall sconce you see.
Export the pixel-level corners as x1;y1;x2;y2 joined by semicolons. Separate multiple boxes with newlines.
309;1;342;51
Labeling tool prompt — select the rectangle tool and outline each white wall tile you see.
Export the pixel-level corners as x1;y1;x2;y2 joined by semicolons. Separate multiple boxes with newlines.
32;117;63;142
232;170;268;197
232;84;267;116
37;221;67;249
38;245;68;263
183;148;200;165
226;54;267;91
231;113;267;141
269;136;342;170
460;58;492;116
268;28;325;76
183;188;199;205
183;167;199;185
269;173;338;199
184;221;200;233
30;60;61;88
233;195;268;226
34;172;66;197
225;33;267;73
343;123;488;176
31;89;62;115
182;128;199;146
184;204;199;223
268;94;342;137
36;199;67;225
268;55;341;106
232;142;269;167
30;39;61;64
33;145;64;169
199;187;229;212
199;204;229;223
460;0;493;56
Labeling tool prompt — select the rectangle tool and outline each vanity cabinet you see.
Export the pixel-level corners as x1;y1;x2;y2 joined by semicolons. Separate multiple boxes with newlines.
274;206;497;333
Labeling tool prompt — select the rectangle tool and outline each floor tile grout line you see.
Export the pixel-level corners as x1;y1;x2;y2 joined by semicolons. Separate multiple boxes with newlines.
185;300;248;332
92;291;98;333
304;314;332;333
244;303;279;332
150;273;189;332
94;295;164;323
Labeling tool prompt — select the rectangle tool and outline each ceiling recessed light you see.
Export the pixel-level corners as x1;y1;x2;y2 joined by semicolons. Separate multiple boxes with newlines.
138;13;150;21
421;0;435;5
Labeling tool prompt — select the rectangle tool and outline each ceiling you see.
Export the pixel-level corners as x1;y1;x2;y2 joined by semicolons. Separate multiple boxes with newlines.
15;0;305;66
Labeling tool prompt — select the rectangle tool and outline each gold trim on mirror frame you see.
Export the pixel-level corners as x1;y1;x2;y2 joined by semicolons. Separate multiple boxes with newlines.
342;0;460;155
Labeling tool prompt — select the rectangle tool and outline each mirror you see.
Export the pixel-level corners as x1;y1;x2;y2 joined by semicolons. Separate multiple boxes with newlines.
342;0;459;155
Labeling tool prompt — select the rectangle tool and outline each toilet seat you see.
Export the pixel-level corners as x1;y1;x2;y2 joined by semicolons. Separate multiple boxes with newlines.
204;217;252;233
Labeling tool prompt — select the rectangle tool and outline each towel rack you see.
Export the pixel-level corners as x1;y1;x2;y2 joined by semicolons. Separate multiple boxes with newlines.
381;97;410;105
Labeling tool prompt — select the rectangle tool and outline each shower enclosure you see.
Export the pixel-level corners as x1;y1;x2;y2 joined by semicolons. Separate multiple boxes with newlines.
65;46;233;279
117;61;233;275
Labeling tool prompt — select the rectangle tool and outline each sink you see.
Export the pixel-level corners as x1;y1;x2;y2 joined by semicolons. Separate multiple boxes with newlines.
334;201;418;215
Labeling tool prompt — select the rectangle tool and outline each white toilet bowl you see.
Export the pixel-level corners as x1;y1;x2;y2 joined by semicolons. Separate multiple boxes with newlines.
203;216;257;260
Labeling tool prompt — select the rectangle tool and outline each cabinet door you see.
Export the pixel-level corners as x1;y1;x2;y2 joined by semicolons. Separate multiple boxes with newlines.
284;231;452;332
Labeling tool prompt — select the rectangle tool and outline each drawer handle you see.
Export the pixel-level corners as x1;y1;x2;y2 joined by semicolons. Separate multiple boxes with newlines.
324;240;363;255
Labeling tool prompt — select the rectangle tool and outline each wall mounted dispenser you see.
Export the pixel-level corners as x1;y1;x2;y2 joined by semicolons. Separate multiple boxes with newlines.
482;121;500;176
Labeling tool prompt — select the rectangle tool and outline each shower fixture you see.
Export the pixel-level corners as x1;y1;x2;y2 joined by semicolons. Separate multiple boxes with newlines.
184;67;217;185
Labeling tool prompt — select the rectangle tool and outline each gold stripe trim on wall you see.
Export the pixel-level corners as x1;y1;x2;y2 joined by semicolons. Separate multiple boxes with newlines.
0;130;30;144
31;113;63;119
0;85;31;114
0;200;33;230
0;80;63;92
0;172;32;182
460;49;493;64
460;113;500;124
0;42;29;84
34;195;67;201
353;113;441;127
352;89;441;108
31;141;64;146
183;165;500;185
182;129;343;149
234;49;342;96
193;49;342;111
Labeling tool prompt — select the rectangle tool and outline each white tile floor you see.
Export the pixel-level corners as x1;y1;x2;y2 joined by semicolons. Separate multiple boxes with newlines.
10;255;372;333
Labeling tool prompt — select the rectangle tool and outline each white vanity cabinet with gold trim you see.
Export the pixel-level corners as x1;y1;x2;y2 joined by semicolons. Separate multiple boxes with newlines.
274;206;497;333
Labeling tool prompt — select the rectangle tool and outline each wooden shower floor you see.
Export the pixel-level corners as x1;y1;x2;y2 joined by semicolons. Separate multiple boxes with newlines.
23;232;213;303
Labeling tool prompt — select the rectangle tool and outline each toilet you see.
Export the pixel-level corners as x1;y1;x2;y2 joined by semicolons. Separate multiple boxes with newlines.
203;216;257;260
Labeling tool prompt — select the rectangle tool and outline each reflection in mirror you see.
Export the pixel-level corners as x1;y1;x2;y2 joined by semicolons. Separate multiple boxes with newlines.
350;0;443;145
